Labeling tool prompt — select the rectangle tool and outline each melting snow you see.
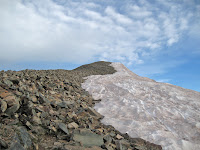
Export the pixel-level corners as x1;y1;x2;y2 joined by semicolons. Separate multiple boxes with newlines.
82;62;200;150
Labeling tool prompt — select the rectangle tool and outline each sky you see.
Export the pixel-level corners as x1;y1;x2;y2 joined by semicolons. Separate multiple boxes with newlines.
0;0;200;92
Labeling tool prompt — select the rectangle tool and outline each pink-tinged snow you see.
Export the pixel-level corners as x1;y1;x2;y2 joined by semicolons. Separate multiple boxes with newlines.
82;62;200;150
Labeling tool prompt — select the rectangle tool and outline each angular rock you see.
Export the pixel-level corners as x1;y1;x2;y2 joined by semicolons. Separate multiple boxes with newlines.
57;101;68;108
103;135;112;143
2;73;7;78
18;126;32;149
72;129;104;147
32;116;42;125
5;103;20;115
25;121;32;130
0;100;7;112
87;107;103;119
68;122;79;129
116;134;124;140
4;95;16;105
3;79;13;87
38;93;50;104
58;123;69;135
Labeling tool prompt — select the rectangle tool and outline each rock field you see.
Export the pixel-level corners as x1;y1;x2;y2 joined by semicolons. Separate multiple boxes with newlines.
0;61;161;150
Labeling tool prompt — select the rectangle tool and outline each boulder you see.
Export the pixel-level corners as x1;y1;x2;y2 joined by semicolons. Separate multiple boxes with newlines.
0;100;7;112
64;145;103;150
72;129;104;147
18;126;32;149
58;123;69;135
5;103;20;115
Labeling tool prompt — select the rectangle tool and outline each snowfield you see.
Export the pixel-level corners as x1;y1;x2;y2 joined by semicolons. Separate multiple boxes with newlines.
82;62;200;150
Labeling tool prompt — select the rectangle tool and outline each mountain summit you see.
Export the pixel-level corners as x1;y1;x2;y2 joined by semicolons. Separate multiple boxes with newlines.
0;61;161;150
82;62;200;150
0;61;199;150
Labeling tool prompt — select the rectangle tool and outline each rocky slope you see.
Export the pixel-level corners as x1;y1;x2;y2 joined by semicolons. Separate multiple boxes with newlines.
0;61;161;150
82;62;200;150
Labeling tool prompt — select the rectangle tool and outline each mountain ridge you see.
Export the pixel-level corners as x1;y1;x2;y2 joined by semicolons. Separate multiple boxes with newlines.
82;62;200;150
0;61;161;150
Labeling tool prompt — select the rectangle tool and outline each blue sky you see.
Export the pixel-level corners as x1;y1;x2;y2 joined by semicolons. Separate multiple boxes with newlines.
0;0;200;91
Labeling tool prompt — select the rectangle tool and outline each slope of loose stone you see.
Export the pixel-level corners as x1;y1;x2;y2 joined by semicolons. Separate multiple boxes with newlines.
0;61;161;150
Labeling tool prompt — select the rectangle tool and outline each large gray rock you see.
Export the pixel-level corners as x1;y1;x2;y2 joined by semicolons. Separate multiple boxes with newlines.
58;123;69;135
18;127;32;149
9;133;25;150
72;129;104;147
5;103;20;115
9;127;32;150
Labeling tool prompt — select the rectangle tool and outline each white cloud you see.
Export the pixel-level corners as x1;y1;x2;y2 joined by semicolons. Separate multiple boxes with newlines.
0;0;199;67
130;5;152;18
105;6;133;25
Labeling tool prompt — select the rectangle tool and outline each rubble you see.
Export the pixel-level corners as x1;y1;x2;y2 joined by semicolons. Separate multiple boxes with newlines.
0;61;162;150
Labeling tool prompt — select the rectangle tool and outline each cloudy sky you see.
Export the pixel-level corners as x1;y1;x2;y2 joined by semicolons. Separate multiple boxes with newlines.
0;0;200;91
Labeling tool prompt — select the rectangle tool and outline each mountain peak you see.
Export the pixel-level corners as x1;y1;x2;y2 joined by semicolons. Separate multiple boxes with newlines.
0;61;161;150
82;62;200;150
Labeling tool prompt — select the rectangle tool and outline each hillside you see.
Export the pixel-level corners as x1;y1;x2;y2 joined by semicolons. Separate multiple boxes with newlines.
0;61;161;150
82;62;200;150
